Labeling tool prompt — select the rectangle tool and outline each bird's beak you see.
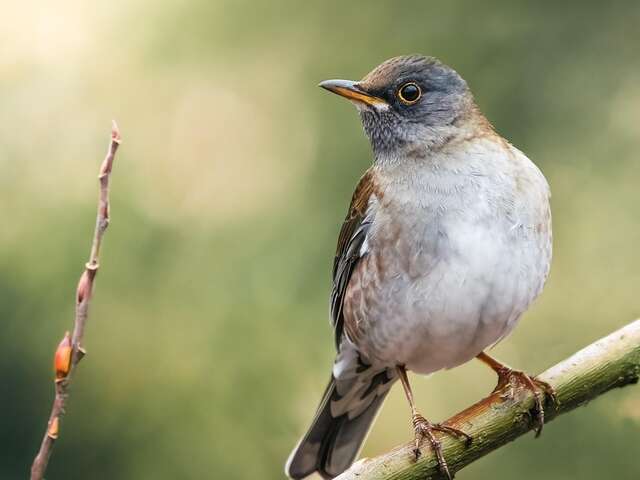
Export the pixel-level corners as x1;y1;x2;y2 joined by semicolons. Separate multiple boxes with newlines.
319;79;387;108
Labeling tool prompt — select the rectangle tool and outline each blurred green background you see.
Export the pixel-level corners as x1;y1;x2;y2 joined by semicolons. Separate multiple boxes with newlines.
2;1;639;479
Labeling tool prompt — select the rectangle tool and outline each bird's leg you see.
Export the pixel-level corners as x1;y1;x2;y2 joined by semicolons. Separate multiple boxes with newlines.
396;366;471;480
476;351;558;437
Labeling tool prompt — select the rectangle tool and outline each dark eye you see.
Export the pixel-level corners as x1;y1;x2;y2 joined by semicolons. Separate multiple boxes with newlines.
397;82;421;104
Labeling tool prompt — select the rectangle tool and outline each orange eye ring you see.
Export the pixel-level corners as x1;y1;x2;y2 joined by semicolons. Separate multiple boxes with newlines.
397;82;421;105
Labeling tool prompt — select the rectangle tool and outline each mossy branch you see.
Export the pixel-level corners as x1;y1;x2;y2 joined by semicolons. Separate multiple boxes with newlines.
336;319;640;480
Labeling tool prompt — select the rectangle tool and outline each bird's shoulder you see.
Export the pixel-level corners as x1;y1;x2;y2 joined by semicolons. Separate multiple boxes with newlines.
334;169;378;258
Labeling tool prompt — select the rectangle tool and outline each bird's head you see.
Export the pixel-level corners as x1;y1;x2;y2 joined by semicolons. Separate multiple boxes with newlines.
320;55;482;159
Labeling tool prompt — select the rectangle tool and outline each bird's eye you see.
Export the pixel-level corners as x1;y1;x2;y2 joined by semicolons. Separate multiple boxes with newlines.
397;83;421;105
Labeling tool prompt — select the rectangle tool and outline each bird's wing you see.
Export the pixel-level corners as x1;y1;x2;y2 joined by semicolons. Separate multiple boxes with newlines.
330;168;376;348
286;168;395;479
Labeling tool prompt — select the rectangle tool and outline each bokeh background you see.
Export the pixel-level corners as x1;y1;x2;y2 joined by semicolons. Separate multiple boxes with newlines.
2;1;640;479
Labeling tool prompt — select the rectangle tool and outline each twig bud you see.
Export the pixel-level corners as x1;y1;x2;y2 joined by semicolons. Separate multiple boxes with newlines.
111;120;121;144
47;416;59;440
54;332;72;381
76;266;97;304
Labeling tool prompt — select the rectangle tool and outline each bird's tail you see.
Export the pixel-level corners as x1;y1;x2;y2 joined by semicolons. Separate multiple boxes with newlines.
286;349;396;479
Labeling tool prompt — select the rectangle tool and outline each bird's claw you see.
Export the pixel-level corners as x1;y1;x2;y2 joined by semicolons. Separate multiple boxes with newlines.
411;414;472;480
494;368;558;437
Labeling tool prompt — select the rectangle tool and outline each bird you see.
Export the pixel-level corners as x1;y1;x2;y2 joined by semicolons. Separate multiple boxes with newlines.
285;55;555;480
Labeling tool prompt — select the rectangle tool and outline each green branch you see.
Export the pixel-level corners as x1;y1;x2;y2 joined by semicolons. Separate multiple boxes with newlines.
336;319;640;480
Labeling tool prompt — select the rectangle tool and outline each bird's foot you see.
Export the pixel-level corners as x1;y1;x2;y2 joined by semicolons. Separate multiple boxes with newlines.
493;367;558;437
411;413;472;480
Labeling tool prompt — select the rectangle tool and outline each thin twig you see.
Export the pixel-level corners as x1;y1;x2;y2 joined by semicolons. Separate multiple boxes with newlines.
336;319;640;480
30;122;121;480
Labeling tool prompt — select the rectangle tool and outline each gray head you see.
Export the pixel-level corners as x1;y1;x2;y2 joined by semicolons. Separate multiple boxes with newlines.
320;55;480;157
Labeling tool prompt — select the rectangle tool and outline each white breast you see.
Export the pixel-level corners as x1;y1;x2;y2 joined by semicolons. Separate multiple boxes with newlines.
347;139;551;374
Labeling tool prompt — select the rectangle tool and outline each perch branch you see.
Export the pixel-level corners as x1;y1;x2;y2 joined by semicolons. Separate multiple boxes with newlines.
337;319;640;480
30;122;122;480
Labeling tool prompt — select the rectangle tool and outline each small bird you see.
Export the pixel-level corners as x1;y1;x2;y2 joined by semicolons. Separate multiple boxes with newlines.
286;55;554;480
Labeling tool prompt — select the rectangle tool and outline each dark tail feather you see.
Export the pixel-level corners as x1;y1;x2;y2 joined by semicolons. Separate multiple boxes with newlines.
286;372;394;479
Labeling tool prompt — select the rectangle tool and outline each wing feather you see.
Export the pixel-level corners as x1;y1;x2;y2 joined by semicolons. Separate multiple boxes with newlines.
330;169;376;348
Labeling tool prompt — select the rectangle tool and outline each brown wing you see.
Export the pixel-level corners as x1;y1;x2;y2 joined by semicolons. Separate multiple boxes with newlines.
330;169;376;348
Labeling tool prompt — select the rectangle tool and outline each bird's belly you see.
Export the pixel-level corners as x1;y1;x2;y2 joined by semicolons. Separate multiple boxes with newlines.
345;220;550;374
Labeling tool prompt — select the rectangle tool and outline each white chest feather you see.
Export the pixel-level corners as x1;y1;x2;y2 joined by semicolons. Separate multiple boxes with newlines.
345;140;552;374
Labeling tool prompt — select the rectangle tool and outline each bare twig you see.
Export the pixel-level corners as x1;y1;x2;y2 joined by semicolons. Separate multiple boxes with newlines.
336;319;640;480
30;122;122;480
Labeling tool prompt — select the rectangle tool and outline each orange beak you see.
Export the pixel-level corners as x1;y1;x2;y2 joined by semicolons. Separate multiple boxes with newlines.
319;79;387;107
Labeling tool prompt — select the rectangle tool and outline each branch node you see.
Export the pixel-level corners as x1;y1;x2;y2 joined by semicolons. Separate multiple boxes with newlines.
77;346;87;360
85;262;99;272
